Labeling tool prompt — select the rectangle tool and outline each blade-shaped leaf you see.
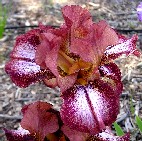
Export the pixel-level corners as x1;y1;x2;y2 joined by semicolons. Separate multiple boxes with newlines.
113;122;124;136
136;115;142;132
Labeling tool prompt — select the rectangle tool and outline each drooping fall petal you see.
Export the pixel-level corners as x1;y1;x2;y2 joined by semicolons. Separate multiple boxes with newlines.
103;34;140;62
21;101;59;141
5;28;55;88
60;80;120;134
99;62;121;80
4;127;36;141
92;128;130;141
99;62;123;96
10;29;41;61
5;59;54;87
61;125;130;141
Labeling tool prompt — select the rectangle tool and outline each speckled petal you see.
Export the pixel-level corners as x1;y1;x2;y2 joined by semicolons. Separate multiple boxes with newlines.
5;28;55;88
92;128;130;141
10;29;41;61
99;62;121;80
4;127;36;141
60;80;119;134
103;34;140;61
5;59;53;87
99;62;123;96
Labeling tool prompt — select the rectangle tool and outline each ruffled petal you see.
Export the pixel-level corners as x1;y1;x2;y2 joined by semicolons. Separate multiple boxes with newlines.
21;101;59;141
62;5;95;63
93;21;119;52
70;20;119;65
36;31;62;76
62;5;92;27
60;80;119;134
45;36;61;77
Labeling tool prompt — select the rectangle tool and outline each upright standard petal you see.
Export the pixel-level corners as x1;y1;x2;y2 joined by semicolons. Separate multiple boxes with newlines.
62;5;92;27
21;101;59;141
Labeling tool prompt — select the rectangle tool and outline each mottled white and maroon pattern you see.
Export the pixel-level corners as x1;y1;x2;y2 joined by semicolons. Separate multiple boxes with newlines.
4;5;140;141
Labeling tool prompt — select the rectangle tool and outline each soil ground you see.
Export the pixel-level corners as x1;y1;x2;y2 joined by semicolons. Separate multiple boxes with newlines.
0;0;142;140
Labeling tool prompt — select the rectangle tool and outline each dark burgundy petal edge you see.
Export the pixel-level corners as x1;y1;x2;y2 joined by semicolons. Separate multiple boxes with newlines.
5;28;55;88
5;60;55;88
99;62;123;96
60;79;120;134
4;127;36;141
103;34;140;61
92;129;130;141
61;125;130;141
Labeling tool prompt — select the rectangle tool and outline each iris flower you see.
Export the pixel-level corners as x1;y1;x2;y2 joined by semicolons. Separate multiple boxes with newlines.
5;5;140;141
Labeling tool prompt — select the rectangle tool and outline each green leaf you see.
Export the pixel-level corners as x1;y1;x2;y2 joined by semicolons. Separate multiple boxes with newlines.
129;96;135;115
0;2;8;39
136;115;142;132
113;122;124;136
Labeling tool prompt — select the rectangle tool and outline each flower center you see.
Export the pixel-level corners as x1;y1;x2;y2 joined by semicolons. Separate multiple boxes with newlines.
57;50;97;85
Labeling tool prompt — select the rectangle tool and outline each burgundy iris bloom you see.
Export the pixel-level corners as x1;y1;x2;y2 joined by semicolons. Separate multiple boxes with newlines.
5;5;140;141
